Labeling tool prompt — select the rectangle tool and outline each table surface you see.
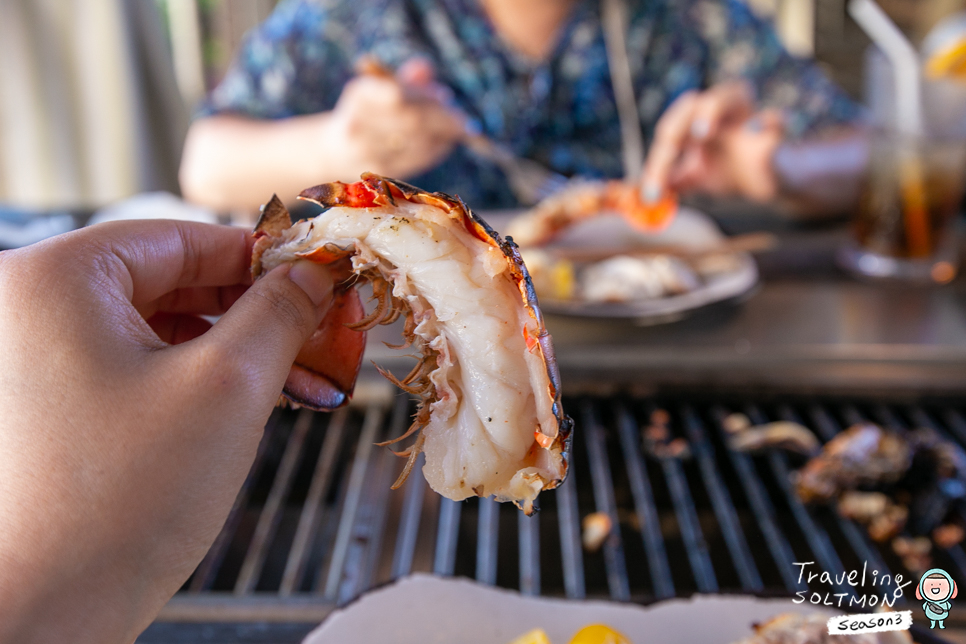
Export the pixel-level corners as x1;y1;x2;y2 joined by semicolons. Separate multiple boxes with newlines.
361;214;966;396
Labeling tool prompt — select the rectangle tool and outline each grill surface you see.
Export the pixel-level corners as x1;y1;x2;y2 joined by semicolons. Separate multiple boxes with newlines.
139;387;966;642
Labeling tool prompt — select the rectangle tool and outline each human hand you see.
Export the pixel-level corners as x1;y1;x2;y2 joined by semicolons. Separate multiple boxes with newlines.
0;221;333;643
329;57;467;179
641;81;784;203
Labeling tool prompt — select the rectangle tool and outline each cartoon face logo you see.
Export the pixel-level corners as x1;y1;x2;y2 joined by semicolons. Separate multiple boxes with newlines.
922;576;953;601
916;568;959;629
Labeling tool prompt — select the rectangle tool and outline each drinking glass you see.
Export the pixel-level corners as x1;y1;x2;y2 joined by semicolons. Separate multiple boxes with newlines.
838;134;966;283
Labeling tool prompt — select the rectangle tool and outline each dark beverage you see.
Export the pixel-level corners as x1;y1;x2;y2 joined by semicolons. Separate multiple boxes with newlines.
841;136;965;282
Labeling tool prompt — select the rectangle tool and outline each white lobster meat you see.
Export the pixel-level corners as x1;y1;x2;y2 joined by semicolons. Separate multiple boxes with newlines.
251;174;572;513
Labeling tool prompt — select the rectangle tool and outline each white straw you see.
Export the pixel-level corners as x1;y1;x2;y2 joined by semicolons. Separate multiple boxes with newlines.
848;0;923;136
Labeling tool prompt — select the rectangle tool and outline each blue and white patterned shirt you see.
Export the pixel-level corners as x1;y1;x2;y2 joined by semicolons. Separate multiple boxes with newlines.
202;0;860;207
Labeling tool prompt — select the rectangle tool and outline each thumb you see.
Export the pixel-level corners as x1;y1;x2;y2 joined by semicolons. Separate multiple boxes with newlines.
206;261;334;385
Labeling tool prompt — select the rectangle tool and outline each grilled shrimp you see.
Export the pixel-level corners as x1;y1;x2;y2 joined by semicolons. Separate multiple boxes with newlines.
251;174;573;513
506;179;677;248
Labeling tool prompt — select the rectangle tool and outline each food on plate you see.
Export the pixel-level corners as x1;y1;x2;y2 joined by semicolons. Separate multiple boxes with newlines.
509;629;552;644
568;624;631;644
793;421;966;570
252;173;573;513
520;249;577;300
508;187;763;311
519;243;741;306
508;624;631;644
581;512;613;552
731;612;912;643
506;180;676;248
508;182;686;306
579;255;699;303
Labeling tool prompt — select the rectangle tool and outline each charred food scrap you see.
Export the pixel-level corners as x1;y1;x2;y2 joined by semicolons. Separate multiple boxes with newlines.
792;422;966;570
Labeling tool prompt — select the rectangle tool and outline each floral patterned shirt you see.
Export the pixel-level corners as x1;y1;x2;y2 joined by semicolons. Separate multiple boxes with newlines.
202;0;860;208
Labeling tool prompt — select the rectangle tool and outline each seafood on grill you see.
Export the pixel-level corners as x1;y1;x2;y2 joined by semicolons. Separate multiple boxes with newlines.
642;408;691;459
794;423;911;503
581;512;613;552
251;173;573;513
722;414;820;456
506;180;677;248
794;422;966;571
837;491;908;542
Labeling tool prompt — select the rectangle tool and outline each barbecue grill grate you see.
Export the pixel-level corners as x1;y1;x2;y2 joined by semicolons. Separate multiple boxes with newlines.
139;387;966;641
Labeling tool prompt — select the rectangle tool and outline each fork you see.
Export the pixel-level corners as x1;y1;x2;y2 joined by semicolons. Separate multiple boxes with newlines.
463;132;570;206
357;57;570;206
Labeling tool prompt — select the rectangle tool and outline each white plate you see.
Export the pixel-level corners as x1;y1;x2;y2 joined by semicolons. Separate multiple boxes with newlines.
507;207;759;326
302;574;830;644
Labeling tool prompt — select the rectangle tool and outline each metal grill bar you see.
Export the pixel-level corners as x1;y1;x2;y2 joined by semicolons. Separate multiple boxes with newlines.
235;409;315;594
309;481;344;593
943;409;966;445
747;405;854;599
189;410;282;592
359;397;411;589
280;408;348;596
339;397;408;603
616;404;674;598
582;401;630;600
322;405;385;599
681;405;762;592
841;404;864;428
165;393;966;628
556;464;586;598
477;498;500;585
806;404;842;443
711;406;799;591
391;451;427;579
337;446;395;604
433;499;461;576
655;406;717;592
518;512;540;595
869;404;904;432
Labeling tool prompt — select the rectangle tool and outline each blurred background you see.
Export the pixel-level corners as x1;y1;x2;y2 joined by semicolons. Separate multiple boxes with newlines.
7;3;966;643
1;0;963;214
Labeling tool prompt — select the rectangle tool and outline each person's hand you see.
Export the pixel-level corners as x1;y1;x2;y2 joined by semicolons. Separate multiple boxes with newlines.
641;81;784;203
329;57;467;179
0;220;333;643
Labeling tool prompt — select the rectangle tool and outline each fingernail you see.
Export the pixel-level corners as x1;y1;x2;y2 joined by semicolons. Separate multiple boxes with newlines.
288;260;334;308
642;182;661;203
691;118;710;140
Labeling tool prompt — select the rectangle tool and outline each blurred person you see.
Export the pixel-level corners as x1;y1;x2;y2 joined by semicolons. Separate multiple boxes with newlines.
179;0;866;215
0;221;334;643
